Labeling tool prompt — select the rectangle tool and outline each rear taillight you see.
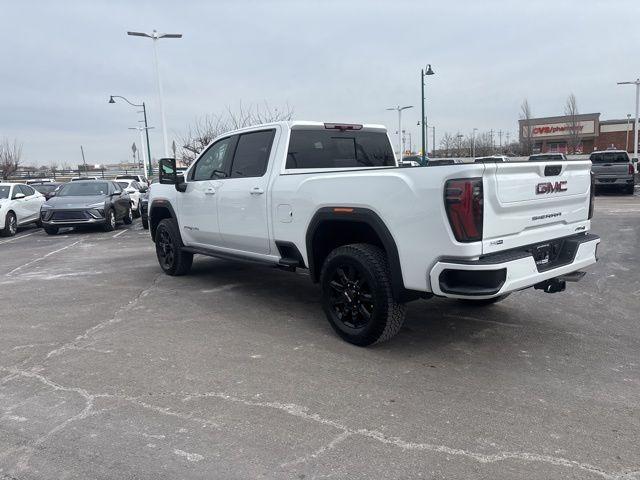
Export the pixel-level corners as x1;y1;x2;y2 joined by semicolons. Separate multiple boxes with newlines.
629;164;635;175
588;172;595;219
444;178;483;242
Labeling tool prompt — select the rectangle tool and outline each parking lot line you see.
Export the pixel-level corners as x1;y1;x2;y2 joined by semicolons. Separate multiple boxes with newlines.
112;230;127;238
6;240;82;276
0;231;38;245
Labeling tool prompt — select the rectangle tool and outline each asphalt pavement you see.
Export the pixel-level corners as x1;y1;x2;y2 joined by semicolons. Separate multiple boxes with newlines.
0;193;639;480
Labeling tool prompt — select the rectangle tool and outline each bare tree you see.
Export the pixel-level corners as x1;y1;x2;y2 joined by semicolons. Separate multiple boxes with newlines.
519;99;534;155
564;93;581;154
439;132;456;157
0;138;23;180
178;102;294;166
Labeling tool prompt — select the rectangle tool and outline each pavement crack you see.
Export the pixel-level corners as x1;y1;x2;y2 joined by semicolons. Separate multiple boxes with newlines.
280;431;352;468
45;274;161;359
182;390;636;480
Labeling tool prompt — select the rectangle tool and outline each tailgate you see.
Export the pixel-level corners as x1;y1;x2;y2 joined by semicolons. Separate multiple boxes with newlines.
482;161;591;254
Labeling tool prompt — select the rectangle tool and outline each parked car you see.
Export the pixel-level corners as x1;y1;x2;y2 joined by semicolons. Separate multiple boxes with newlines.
70;176;100;181
529;153;568;161
401;154;428;166
32;182;63;200
115;174;149;186
26;178;55;185
589;149;635;195
115;179;147;217
0;183;46;237
149;121;599;346
475;155;508;163
140;191;149;229
40;180;132;234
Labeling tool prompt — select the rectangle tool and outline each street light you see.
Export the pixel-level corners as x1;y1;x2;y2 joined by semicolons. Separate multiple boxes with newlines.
386;105;414;163
129;126;155;179
109;95;153;176
127;29;182;158
618;79;640;161
472;128;478;158
421;64;435;163
626;113;632;152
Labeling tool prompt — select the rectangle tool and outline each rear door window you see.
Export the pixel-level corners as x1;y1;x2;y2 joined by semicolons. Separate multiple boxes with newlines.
286;130;395;169
229;130;276;178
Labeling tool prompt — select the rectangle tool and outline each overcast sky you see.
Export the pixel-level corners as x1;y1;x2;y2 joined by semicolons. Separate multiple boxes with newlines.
1;0;639;166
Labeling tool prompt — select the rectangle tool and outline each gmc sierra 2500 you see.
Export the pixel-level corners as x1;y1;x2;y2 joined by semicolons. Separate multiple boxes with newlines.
149;121;600;346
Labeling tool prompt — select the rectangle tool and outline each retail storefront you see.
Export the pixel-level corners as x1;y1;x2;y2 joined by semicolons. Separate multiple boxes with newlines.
519;113;638;154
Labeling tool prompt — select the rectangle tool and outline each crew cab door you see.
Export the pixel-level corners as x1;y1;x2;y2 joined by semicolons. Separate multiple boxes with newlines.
178;136;235;247
217;129;277;254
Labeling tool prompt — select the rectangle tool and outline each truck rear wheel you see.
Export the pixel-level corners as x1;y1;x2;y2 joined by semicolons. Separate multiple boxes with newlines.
155;218;193;276
320;243;406;346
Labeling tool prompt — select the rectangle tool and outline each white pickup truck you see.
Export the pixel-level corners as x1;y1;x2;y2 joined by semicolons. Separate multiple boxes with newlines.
149;121;599;346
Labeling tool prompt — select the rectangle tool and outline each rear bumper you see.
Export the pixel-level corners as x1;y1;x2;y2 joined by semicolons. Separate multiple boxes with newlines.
594;175;634;185
429;233;600;299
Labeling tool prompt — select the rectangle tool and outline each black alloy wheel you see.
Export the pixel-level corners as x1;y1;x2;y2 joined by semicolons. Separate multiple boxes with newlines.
154;219;193;275
156;227;175;270
327;262;375;330
320;243;406;346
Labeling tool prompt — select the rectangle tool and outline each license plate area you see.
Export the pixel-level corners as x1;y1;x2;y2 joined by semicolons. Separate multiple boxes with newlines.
529;240;564;271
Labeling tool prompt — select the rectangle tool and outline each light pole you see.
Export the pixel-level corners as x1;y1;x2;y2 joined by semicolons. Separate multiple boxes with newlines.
386;105;413;163
421;64;435;164
431;125;436;157
618;79;640;161
127;29;182;158
109;95;153;176
626;113;632;152
472;128;478;158
129;126;154;178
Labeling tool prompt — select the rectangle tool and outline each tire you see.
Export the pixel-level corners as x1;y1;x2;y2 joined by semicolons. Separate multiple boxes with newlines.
44;226;59;235
458;293;511;306
133;202;141;218
320;243;406;346
123;206;133;225
625;185;635;195
155;218;193;276
1;211;17;237
141;214;149;230
102;209;116;232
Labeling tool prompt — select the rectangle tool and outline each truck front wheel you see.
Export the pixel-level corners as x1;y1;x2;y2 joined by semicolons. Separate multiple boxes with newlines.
320;243;406;346
155;218;193;276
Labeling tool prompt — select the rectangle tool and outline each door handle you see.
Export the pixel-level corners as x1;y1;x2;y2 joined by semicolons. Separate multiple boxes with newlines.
204;188;216;195
250;187;264;195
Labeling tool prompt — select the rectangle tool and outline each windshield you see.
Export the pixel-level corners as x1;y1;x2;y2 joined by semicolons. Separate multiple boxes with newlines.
0;186;10;199
529;154;564;161
590;152;629;163
33;184;58;194
57;182;109;196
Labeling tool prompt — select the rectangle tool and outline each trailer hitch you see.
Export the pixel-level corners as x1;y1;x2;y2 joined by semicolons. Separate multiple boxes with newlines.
534;271;586;294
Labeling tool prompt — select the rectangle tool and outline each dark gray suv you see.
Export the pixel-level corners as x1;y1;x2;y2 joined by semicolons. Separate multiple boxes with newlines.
590;150;636;194
40;180;132;234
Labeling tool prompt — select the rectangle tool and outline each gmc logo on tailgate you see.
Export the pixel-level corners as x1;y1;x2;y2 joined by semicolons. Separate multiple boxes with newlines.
536;181;567;194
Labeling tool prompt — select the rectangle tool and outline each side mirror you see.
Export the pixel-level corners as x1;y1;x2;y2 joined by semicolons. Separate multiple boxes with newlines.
138;185;148;193
176;173;187;192
159;158;177;185
14;193;25;200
